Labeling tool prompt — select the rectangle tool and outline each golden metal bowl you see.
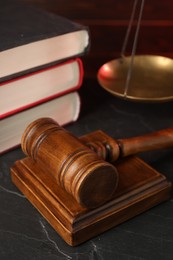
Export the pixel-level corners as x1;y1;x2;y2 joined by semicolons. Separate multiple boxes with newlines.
97;55;173;102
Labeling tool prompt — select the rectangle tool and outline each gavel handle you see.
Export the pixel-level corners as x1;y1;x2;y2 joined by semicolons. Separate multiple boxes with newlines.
80;127;173;162
118;127;173;157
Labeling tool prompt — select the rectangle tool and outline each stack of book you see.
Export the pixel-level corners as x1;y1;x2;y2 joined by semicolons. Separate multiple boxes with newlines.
0;2;90;154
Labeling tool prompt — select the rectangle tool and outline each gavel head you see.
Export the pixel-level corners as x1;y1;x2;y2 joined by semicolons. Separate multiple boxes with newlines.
21;118;119;209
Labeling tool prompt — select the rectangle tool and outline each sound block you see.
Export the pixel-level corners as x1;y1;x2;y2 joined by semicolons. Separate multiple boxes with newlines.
11;156;171;246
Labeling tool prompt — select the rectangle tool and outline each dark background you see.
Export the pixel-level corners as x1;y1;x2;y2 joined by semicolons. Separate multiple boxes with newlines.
1;1;173;259
24;0;173;78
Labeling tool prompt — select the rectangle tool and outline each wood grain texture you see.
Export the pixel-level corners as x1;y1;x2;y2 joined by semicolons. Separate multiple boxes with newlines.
117;127;173;157
21;118;119;209
10;117;173;245
80;127;173;161
21;117;173;181
11;156;171;246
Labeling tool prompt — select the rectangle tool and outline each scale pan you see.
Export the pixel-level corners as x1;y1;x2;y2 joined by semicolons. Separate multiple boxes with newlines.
97;55;173;102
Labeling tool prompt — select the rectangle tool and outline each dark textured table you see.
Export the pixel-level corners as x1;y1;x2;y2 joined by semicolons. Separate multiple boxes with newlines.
1;79;173;260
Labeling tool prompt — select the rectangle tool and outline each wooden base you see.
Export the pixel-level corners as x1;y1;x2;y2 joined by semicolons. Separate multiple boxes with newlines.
11;156;172;246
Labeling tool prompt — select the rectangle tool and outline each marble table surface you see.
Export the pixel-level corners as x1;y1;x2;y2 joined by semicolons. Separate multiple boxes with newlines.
1;79;173;260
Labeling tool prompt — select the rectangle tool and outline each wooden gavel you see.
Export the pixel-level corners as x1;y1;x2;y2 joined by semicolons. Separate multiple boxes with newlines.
21;118;173;209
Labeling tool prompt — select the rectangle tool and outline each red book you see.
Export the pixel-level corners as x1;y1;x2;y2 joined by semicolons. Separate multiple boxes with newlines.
0;58;83;119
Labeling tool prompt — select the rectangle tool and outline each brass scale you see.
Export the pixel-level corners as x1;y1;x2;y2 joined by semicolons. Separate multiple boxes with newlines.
97;0;173;102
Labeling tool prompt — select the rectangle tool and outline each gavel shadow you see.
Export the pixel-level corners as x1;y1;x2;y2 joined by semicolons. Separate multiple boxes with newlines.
10;118;172;246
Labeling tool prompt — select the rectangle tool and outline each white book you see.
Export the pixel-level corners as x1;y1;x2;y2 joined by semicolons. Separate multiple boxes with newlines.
0;92;81;154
